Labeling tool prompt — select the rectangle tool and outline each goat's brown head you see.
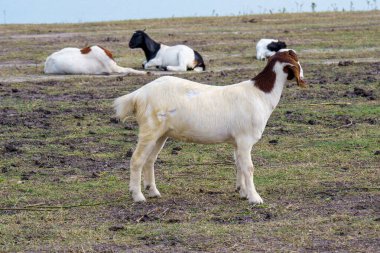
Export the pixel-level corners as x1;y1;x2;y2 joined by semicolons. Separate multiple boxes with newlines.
253;49;306;93
270;49;306;88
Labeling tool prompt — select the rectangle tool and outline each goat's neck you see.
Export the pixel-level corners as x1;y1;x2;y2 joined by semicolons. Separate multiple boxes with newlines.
265;72;287;110
142;36;161;61
254;62;288;111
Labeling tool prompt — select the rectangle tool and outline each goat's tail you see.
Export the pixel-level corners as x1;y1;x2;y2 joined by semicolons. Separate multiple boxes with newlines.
113;92;137;122
193;50;206;72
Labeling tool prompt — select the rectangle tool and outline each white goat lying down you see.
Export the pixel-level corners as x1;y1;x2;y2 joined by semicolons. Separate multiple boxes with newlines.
128;30;206;72
114;50;306;204
256;39;287;60
44;45;147;75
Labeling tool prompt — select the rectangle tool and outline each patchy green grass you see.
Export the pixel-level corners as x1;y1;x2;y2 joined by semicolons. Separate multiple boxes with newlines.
0;11;379;252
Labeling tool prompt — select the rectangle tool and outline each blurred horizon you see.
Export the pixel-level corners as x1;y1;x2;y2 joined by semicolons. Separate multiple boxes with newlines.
1;0;378;24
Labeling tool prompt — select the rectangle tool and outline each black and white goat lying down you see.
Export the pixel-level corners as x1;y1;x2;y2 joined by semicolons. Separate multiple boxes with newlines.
129;30;206;72
114;50;306;204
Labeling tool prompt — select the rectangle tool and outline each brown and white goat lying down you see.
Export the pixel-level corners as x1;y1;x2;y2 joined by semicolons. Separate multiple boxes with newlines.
114;50;306;204
44;45;147;75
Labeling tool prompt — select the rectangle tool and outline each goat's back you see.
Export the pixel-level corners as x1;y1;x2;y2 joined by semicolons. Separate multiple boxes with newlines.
44;46;112;74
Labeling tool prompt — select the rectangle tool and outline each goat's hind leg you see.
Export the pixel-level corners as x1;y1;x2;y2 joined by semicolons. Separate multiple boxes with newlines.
122;67;147;75
129;136;160;202
166;65;187;72
234;149;247;198
143;136;167;198
166;52;188;71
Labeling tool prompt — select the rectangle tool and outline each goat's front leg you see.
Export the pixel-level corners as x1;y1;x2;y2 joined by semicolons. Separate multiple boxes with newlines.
144;58;162;69
143;136;167;198
129;138;158;202
235;142;263;204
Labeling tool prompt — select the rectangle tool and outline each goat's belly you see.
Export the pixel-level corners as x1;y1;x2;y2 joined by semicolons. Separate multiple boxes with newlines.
166;127;232;144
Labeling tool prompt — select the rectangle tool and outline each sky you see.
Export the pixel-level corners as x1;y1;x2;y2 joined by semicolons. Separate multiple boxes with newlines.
0;0;377;24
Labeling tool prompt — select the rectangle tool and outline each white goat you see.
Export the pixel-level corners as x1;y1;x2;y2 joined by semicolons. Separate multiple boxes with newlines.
114;50;305;204
129;30;206;72
44;45;147;75
256;39;287;60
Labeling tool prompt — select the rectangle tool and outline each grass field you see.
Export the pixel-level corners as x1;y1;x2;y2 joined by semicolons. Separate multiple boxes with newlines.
0;11;379;252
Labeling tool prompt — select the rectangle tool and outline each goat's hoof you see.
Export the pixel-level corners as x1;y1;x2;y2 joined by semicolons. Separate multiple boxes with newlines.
132;192;146;202
248;195;263;205
148;189;161;198
235;186;241;193
239;189;247;199
145;185;161;198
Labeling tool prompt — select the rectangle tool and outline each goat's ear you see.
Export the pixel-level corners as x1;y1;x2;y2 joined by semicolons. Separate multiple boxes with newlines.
283;64;295;80
284;64;306;88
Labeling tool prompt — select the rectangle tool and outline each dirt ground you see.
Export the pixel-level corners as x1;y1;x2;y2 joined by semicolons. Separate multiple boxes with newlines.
0;11;379;252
